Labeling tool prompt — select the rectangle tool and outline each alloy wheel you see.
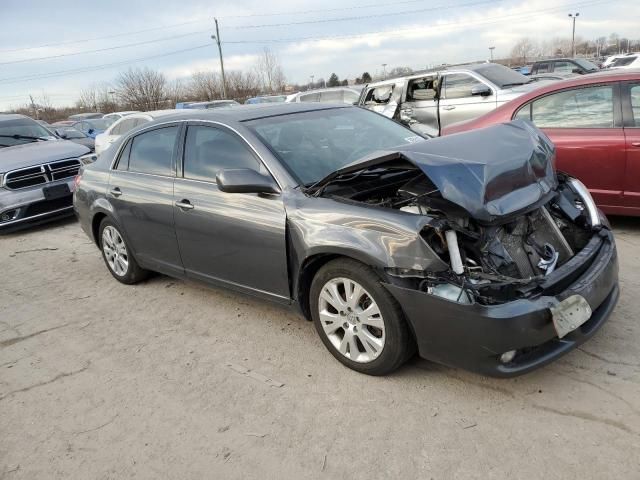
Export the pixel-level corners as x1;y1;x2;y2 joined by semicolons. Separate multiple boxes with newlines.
102;225;129;277
317;277;386;363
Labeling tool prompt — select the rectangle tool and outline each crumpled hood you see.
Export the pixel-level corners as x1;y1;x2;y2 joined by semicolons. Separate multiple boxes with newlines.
0;140;90;172
325;120;557;223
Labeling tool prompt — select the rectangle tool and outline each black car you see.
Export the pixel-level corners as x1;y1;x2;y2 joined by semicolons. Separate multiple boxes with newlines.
530;58;599;75
73;104;619;377
53;126;95;152
0;114;91;232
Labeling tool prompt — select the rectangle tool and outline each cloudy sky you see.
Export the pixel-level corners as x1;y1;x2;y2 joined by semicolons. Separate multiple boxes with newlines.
1;0;638;110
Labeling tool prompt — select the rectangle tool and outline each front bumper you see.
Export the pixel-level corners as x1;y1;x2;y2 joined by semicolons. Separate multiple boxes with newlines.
0;178;75;233
384;229;619;377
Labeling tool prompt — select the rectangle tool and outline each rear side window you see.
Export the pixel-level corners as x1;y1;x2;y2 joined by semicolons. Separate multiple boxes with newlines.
407;77;436;101
529;85;614;128
319;90;343;103
183;126;259;182
298;92;320;102
630;84;640;126
364;85;393;104
535;62;551;74
128;126;178;176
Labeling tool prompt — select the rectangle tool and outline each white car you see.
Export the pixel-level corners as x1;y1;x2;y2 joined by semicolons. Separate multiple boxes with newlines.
602;53;638;68
94;110;175;155
286;87;363;105
102;111;139;123
608;54;640;70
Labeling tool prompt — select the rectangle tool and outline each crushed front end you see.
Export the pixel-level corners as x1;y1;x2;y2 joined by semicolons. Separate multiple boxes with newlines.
314;121;619;376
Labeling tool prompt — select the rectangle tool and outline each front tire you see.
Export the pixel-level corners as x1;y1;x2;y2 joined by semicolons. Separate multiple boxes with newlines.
99;217;148;284
310;258;413;375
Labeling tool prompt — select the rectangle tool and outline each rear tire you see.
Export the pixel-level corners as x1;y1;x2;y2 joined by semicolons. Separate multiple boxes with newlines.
98;217;148;284
310;258;413;375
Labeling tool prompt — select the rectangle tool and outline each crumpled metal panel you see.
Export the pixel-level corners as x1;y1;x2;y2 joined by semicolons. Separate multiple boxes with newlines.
320;120;557;223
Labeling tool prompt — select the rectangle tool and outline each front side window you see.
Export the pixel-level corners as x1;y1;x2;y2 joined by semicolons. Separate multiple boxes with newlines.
128;126;178;176
553;61;573;73
443;74;484;99
183;126;259;182
247;107;422;185
530;85;614;128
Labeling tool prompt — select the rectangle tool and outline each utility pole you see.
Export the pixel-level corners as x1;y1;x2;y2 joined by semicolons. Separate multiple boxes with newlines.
489;46;495;61
381;63;387;79
568;13;579;57
29;94;38;119
309;75;314;89
212;18;227;99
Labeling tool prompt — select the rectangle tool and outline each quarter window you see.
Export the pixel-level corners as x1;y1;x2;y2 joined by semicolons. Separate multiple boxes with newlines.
128;126;178;176
443;74;485;99
529;85;614;128
183;126;259;182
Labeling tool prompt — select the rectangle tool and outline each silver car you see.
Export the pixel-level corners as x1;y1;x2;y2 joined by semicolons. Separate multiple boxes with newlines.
0;114;91;232
358;63;552;136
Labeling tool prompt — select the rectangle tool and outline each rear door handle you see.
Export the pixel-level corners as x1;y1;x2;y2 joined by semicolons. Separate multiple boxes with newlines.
175;199;194;210
632;142;640;147
109;187;122;197
442;105;456;111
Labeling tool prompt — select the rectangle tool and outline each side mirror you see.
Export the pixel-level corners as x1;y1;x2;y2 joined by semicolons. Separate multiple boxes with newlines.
216;168;280;194
55;130;67;139
88;128;95;135
471;85;492;96
572;68;582;74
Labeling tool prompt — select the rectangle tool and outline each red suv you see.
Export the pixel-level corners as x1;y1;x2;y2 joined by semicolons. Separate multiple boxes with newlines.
443;71;640;216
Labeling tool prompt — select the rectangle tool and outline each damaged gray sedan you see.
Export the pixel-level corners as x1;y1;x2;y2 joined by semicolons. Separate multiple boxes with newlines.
73;104;619;377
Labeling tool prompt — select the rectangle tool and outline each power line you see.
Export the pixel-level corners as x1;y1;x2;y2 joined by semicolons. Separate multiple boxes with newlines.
0;44;211;85
227;0;502;29
223;0;608;42
0;19;209;54
221;0;445;18
0;30;211;66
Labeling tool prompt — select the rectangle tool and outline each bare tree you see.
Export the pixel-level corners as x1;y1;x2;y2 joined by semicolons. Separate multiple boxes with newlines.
116;67;168;111
510;37;539;64
166;79;189;107
255;48;286;93
225;70;261;102
190;71;222;101
77;86;100;111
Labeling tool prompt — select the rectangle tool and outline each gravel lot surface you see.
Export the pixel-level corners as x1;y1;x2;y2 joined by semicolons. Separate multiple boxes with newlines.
1;216;639;479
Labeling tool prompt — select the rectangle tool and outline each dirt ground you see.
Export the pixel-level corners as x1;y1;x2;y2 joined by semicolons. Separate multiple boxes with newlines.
1;216;639;479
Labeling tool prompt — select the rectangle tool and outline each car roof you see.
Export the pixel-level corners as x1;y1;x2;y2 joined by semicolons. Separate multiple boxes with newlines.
0;113;32;122
141;103;351;125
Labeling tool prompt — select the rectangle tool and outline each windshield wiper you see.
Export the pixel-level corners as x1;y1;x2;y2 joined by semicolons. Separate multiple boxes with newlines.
0;134;48;142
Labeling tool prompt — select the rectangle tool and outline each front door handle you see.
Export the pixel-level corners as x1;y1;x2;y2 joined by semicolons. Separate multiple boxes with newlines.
175;199;194;210
109;187;122;197
442;105;456;111
632;142;640;147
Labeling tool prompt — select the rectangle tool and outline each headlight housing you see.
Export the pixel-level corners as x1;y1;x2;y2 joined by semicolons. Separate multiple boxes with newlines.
568;177;600;228
79;153;98;165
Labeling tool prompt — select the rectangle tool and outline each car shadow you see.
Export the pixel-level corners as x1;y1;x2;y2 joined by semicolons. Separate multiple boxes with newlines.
1;215;78;238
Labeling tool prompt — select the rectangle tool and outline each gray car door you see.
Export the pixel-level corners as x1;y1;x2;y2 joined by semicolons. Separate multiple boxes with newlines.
438;72;498;129
399;75;440;137
173;123;289;301
107;124;183;276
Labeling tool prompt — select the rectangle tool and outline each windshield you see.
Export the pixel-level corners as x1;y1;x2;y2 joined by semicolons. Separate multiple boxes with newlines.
57;127;86;139
0;118;54;147
474;63;531;87
573;58;599;71
246;107;423;185
85;119;111;130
